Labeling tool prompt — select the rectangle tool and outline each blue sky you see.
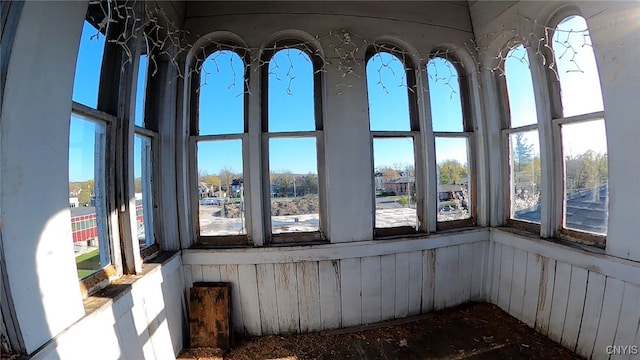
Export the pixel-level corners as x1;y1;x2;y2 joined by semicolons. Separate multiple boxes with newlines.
70;15;606;183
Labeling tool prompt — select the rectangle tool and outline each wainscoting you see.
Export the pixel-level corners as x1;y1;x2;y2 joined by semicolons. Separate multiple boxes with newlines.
490;229;640;360
182;229;489;336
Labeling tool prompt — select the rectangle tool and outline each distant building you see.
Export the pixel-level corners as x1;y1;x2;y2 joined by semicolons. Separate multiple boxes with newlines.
69;197;79;208
231;178;243;197
384;176;415;196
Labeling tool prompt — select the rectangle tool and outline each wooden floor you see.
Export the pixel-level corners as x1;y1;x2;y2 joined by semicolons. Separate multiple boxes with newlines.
178;302;583;360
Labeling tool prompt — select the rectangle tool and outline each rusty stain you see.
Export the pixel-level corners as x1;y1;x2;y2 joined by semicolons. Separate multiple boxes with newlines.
537;257;548;313
428;250;436;275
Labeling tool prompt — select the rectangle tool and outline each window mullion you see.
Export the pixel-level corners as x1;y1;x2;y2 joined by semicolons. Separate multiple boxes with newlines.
133;125;156;138
528;45;557;238
260;132;273;240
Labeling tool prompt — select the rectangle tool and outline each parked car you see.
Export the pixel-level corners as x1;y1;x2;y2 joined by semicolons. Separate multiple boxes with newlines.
201;198;223;206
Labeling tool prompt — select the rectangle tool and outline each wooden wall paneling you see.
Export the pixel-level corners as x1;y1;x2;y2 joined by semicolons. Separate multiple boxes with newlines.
535;257;556;336
256;264;280;335
547;261;571;343
497;245;514;312
274;263;300;333
361;256;382;325
421;250;436;313
394;252;410;319
202;265;222;282
592;277;625;360
560;266;588;351
183;264;193;295
191;265;204;283
457;243;473;305
490;242;502;305
470;241;485;301
575;271;606;359
613;283;640;360
237;264;262;336
434;246;458;310
340;258;363;327
381;254;396;320
319;260;341;330
521;252;542;328
296;261;321;333
116;312;145;360
408;251;423;316
508;248;527;320
219;265;243;335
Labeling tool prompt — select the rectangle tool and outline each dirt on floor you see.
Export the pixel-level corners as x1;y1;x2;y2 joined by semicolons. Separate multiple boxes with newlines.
178;302;583;360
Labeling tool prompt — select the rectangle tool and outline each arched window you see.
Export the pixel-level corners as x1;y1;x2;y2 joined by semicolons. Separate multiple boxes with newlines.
427;56;474;226
263;46;324;242
500;15;608;245
366;48;421;236
70;20;112;281
134;47;157;254
552;15;608;240
503;44;542;228
195;48;248;242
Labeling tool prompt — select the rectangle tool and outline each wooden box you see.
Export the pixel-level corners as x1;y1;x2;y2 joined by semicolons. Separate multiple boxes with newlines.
189;282;232;348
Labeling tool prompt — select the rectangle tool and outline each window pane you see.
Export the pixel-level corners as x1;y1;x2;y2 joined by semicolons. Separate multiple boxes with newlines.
505;45;538;128
197;140;245;236
134;134;154;248
199;50;245;135
373;138;417;228
134;54;148;127
269;137;319;234
562;119;608;235
268;49;315;132
428;57;464;132
367;52;411;131
553;16;604;117
72;21;105;108
509;131;542;223
435;137;471;221
69;115;110;279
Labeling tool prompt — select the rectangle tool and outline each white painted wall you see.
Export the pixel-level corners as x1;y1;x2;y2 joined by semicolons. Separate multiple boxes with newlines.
179;1;477;244
2;1;638;359
182;230;489;335
30;254;185;360
0;1;186;357
471;2;640;359
0;1;88;353
490;229;640;360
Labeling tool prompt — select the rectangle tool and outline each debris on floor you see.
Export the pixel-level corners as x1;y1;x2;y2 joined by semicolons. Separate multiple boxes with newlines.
178;302;582;360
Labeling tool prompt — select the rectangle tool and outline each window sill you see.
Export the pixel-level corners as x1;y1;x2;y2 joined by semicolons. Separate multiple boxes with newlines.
495;225;606;253
492;226;606;256
82;251;180;314
182;227;489;265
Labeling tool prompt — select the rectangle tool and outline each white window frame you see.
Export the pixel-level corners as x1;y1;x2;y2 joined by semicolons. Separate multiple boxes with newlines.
261;44;327;244
499;14;608;247
426;54;476;230
546;13;607;246
133;50;160;257
366;46;427;237
189;46;252;246
70;102;123;295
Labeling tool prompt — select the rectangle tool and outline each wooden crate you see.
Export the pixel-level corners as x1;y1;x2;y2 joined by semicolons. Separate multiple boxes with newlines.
189;282;232;348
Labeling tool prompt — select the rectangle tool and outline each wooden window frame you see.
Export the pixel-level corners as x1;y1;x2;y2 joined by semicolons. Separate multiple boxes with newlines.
190;45;251;246
134;47;161;259
427;54;477;231
260;43;328;245
499;13;608;248
366;46;426;238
